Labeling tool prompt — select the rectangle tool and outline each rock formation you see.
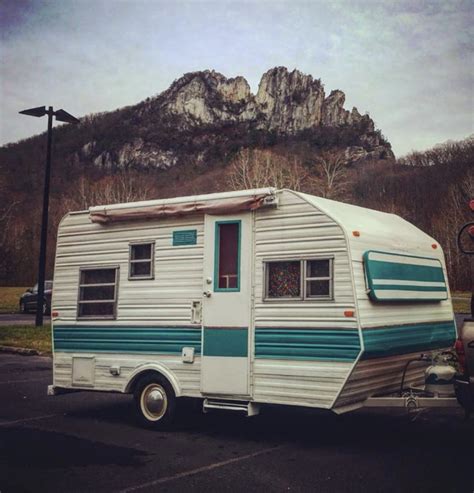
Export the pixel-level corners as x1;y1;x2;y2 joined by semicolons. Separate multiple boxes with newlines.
2;67;394;173
148;67;376;134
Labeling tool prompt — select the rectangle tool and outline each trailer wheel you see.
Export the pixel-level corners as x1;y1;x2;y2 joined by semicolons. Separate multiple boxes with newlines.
133;374;176;429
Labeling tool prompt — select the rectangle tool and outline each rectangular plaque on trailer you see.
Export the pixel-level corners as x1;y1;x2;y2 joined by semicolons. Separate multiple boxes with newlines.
173;229;197;246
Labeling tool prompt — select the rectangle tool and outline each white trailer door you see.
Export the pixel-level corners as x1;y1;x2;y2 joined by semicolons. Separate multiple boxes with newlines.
201;213;252;395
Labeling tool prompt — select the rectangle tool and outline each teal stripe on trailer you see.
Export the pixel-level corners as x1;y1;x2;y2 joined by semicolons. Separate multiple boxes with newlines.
361;320;456;359
367;260;445;282
203;327;248;357
53;326;202;354
255;328;361;361
372;284;446;292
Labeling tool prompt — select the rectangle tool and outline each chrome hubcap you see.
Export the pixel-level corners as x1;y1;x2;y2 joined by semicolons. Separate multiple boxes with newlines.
141;383;167;421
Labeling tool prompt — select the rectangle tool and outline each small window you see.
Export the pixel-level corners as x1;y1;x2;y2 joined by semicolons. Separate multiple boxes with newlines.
129;242;155;280
78;267;119;319
265;258;333;301
305;259;332;298
215;221;240;291
267;261;301;298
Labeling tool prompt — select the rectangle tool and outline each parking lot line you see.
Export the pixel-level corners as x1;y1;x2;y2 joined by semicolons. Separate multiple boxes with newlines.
120;444;285;492
0;413;62;427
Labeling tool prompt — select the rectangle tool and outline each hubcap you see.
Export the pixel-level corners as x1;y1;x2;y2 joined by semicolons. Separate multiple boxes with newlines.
140;383;167;421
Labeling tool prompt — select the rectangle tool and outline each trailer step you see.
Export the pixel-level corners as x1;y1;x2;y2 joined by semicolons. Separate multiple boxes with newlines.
203;399;260;417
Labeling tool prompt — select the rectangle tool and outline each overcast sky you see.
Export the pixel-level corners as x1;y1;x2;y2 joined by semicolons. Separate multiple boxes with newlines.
1;0;472;156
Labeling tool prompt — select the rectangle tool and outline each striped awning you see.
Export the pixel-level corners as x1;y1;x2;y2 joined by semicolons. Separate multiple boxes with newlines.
363;251;448;302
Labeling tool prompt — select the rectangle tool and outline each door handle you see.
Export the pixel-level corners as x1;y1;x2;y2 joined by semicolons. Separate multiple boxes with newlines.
203;290;212;298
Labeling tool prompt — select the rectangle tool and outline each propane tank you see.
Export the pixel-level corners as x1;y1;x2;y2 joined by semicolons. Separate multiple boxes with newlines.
424;363;456;396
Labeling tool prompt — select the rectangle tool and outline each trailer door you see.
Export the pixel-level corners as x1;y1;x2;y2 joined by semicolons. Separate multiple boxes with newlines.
201;213;252;396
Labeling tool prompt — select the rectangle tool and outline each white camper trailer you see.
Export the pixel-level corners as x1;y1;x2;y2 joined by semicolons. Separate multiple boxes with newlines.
49;188;457;426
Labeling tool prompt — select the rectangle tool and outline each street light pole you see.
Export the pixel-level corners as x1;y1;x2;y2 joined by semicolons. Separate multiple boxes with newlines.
19;105;79;327
35;107;54;327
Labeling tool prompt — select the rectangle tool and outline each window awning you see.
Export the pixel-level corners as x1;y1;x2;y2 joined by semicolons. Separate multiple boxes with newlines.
363;250;448;302
89;192;276;224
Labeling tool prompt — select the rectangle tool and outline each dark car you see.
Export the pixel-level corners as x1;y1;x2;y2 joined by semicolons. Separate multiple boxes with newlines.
19;281;53;314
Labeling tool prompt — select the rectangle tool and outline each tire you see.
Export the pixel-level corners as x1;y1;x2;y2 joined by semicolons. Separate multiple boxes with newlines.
133;374;176;429
20;301;28;314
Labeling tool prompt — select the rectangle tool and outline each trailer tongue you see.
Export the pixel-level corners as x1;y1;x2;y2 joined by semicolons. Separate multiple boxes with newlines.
364;351;459;411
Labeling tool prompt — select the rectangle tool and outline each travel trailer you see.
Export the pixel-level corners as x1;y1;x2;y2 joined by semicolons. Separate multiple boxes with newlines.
49;188;457;427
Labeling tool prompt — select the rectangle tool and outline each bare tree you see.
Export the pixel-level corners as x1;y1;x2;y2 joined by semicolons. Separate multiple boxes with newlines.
310;150;349;199
67;169;156;210
228;149;307;191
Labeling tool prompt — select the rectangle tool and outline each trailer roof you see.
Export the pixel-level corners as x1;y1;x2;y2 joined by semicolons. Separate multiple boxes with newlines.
86;187;440;258
295;191;440;258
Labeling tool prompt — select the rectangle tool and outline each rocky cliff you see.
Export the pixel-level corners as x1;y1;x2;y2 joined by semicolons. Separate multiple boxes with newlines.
149;67;372;131
2;67;394;172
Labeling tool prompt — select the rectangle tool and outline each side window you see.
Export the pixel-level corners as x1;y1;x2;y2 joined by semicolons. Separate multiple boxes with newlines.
129;242;155;280
264;259;333;301
305;259;332;299
266;261;301;298
215;221;240;291
78;267;119;319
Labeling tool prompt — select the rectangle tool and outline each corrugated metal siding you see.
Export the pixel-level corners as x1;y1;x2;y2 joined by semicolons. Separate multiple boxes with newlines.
253;359;353;408
53;352;202;396
54;326;202;354
344;242;455;408
362;321;456;359
252;191;357;408
352;260;454;327
53;213;205;323
255;328;360;361
52;213;205;395
334;351;430;410
320;197;456;410
297;192;455;327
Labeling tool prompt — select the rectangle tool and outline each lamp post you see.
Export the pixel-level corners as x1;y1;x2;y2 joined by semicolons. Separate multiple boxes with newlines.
19;106;79;327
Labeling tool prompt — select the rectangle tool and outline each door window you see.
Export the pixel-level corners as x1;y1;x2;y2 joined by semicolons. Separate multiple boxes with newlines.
215;221;241;291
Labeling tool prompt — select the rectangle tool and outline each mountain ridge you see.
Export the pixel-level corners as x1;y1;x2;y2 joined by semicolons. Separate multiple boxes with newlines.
2;67;393;172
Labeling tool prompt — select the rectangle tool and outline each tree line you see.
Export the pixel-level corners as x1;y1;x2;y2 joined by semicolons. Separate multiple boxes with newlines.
1;136;472;292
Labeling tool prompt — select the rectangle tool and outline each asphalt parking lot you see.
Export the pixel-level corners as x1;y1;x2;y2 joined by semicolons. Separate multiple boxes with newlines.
0;352;473;493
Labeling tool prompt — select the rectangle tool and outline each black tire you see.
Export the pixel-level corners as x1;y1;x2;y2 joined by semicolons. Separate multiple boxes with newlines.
133;373;176;429
20;301;28;314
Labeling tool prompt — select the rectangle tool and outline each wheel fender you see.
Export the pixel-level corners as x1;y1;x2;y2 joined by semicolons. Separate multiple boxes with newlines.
124;363;181;397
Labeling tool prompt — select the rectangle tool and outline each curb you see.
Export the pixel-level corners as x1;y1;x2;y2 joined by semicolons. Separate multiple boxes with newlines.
0;345;41;356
